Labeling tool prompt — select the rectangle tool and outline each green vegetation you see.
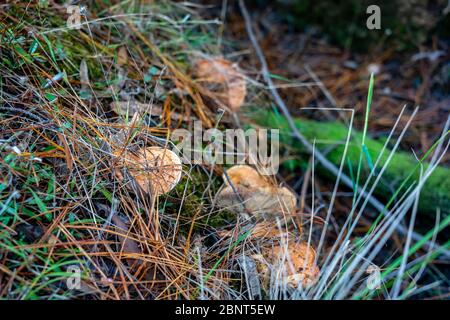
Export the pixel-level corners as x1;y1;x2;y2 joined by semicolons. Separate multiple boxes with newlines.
254;109;450;215
270;0;449;51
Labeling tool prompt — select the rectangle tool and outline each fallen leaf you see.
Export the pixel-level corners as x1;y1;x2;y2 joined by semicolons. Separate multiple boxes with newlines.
194;58;246;111
111;214;142;267
16;223;44;242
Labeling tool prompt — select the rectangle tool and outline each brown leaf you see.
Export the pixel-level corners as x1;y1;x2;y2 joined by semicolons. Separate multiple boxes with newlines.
194;58;247;111
111;214;141;267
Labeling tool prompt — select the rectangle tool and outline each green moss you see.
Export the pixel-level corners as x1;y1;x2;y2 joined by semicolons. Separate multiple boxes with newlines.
164;168;235;235
253;110;450;215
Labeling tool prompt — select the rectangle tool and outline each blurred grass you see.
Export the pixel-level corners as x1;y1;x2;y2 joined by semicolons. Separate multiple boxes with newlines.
265;0;450;52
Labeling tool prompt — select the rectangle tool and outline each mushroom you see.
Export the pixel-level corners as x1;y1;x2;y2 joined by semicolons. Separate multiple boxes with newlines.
218;221;320;290
193;57;247;111
253;241;320;289
215;165;296;219
223;164;268;188
218;221;289;239
215;166;318;290
114;146;182;196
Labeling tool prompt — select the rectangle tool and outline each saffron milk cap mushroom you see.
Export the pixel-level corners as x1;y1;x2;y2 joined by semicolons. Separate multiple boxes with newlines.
216;165;297;219
114;146;182;196
194;57;247;111
253;241;320;289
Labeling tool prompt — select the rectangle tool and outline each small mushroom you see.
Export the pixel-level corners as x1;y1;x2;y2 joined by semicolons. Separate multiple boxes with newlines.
223;164;268;189
218;221;320;290
253;241;320;289
216;165;296;219
114;146;182;196
193;57;247;111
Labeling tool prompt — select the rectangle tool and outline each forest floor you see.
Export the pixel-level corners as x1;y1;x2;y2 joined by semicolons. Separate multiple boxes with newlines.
0;1;448;300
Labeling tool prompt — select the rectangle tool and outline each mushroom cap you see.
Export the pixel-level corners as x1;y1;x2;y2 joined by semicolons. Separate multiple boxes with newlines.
216;165;296;218
217;221;290;239
114;146;182;196
272;242;319;287
194;58;246;111
223;164;268;188
254;241;320;289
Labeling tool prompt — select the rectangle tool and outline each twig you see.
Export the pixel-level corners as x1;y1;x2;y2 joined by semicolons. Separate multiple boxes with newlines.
238;0;450;258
